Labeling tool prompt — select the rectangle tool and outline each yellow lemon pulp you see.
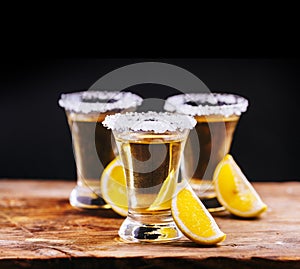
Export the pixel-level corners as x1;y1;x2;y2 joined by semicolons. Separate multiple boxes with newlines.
213;154;267;218
171;183;226;245
147;170;177;211
100;157;128;217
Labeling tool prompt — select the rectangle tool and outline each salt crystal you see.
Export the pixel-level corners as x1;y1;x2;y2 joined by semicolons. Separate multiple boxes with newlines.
102;111;196;133
164;93;248;117
58;91;143;113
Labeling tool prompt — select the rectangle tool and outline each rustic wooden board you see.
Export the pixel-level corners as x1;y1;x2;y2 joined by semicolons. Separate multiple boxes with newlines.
0;180;299;269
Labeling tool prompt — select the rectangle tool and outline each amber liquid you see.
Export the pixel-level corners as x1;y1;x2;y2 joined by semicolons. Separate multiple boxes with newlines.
67;112;117;204
116;133;184;213
182;115;239;199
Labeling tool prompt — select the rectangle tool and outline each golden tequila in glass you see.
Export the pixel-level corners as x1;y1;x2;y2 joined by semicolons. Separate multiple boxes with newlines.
103;112;196;243
118;134;183;212
164;93;248;211
59;91;142;209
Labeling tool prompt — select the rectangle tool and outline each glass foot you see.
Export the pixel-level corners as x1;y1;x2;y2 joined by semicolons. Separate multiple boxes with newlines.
69;186;111;209
201;197;225;212
190;182;225;212
118;213;182;243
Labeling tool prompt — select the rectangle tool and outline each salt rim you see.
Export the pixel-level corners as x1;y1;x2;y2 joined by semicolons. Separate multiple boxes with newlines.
102;111;197;133
58;91;143;113
164;93;248;117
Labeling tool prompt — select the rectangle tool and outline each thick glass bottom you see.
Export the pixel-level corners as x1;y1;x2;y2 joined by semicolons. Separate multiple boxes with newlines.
118;212;182;243
190;180;225;212
69;186;111;209
202;197;225;212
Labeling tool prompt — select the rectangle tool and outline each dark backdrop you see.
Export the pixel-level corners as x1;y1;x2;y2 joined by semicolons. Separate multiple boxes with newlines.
0;58;299;181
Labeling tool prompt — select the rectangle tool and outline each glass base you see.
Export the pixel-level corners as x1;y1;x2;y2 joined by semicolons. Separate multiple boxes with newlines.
69;185;111;209
202;197;225;213
190;179;215;198
118;212;182;243
190;180;225;212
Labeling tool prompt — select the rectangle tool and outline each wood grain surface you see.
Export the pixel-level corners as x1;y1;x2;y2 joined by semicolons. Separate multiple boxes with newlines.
0;180;299;269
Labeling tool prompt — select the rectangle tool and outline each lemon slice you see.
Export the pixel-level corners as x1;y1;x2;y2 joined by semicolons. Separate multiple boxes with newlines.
147;170;177;211
100;157;128;217
171;183;226;245
213;154;267;218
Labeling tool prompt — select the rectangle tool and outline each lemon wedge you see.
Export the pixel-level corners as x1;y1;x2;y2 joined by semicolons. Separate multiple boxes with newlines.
147;170;177;211
100;157;128;217
171;183;226;245
213;154;267;218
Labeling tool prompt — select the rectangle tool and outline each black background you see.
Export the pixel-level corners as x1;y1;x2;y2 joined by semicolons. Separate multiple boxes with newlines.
0;58;299;181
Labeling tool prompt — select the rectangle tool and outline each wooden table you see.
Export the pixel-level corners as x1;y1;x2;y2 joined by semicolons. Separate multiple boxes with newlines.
0;180;299;269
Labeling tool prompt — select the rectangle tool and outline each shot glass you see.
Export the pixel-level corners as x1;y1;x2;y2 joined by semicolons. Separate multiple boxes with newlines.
103;112;196;242
59;90;143;209
164;93;248;211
